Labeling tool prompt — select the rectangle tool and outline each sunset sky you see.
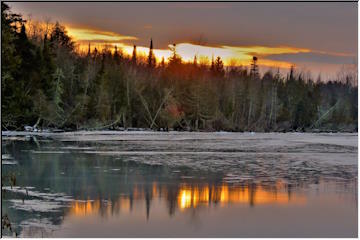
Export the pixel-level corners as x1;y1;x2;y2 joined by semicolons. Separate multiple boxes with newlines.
8;2;358;79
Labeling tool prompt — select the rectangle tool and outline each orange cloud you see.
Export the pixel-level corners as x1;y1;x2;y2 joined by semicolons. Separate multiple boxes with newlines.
65;26;345;70
67;26;137;43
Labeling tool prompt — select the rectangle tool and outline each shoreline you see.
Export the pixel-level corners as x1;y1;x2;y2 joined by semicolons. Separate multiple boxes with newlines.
1;129;358;136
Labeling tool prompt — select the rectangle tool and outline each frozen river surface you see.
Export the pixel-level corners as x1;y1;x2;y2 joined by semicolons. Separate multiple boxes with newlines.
1;131;358;237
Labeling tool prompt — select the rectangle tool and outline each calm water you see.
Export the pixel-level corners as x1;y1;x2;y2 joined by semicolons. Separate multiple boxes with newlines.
1;132;357;237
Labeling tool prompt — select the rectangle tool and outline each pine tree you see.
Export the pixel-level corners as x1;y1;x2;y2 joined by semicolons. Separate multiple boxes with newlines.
41;33;55;98
210;55;215;72
1;3;24;128
93;47;98;59
114;45;120;64
250;56;259;79
213;56;224;77
193;55;198;66
148;38;155;68
49;22;74;52
87;43;91;57
160;57;165;68
132;45;137;65
168;44;181;66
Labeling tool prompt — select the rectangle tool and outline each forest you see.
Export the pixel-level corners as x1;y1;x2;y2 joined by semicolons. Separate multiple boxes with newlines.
1;3;358;132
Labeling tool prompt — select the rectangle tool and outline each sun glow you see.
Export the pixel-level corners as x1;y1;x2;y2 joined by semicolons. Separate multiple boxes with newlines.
67;26;312;69
67;26;137;44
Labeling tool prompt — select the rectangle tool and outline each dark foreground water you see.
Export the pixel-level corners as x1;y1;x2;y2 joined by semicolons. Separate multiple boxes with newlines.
1;131;357;237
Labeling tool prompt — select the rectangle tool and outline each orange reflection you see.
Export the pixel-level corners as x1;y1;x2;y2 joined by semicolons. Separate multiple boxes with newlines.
68;181;306;218
69;200;101;216
179;189;192;209
176;183;305;210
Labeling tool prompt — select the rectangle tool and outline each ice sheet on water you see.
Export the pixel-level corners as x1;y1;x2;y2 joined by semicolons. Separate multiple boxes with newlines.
3;131;357;185
2;186;74;202
82;150;265;155
9;199;64;212
117;151;356;185
59;146;94;150
2;154;13;159
223;173;253;183
3;186;73;233
2;160;18;165
2;131;357;146
31;150;70;154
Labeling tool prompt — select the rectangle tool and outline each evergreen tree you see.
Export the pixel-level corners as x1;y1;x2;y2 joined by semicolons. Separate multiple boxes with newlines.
213;56;224;77
49;22;74;52
148;38;155;68
168;44;182;66
193;55;198;66
132;45;137;65
113;45;120;64
40;33;55;98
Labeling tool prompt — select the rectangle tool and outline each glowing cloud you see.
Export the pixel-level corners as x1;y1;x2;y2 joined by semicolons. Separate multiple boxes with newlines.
67;26;137;43
118;42;309;68
172;43;311;68
65;26;347;70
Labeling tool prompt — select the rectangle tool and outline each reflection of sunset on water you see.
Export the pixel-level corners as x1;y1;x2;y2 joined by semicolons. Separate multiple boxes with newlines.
68;181;306;218
70;200;111;216
178;182;306;210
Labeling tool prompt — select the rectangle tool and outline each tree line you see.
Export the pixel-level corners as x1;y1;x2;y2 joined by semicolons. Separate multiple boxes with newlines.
1;3;357;132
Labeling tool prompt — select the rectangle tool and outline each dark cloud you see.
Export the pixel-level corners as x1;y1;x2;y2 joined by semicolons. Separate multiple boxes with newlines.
8;2;357;50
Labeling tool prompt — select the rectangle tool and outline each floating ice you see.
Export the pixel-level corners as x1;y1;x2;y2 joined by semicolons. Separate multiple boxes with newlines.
31;151;70;154
9;199;64;212
2;186;74;202
2;154;13;159
2;160;18;165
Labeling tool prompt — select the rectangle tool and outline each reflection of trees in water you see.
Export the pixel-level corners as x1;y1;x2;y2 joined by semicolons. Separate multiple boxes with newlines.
67;180;309;220
66;178;357;221
2;139;357;236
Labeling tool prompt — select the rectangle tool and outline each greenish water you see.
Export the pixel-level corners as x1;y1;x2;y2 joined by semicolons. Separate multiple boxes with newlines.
1;132;357;237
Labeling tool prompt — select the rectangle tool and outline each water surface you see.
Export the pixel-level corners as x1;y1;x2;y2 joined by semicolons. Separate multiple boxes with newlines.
1;131;357;237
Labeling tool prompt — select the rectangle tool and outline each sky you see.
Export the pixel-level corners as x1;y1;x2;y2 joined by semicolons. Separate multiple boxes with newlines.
8;2;358;79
